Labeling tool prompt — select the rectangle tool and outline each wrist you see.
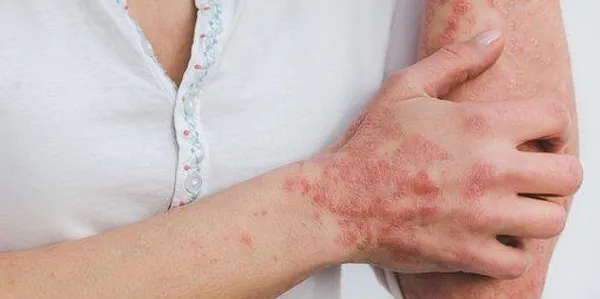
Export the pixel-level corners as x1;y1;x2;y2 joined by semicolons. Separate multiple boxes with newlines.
278;157;369;266
274;160;354;266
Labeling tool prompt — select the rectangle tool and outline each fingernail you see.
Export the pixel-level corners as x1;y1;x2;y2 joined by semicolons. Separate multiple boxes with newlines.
476;29;502;45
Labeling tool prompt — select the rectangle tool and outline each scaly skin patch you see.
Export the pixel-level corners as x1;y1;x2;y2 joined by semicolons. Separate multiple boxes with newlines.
284;100;481;260
463;163;496;200
284;98;503;265
420;0;571;103
285;147;448;254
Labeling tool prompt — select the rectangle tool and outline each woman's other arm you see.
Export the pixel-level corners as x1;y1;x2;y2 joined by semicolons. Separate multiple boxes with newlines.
397;1;578;298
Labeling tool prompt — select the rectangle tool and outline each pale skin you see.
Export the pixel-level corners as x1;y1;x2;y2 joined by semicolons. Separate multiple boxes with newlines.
396;1;579;298
0;1;582;299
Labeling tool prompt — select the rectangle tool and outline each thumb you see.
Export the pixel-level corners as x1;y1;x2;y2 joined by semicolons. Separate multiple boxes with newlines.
397;29;505;99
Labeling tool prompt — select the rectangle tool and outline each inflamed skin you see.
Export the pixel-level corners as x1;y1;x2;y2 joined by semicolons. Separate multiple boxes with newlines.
397;1;579;298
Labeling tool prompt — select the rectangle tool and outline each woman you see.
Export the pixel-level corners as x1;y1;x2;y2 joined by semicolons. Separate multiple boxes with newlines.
0;1;580;298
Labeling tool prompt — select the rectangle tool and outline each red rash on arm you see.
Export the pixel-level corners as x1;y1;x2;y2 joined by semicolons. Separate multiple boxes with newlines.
398;1;578;298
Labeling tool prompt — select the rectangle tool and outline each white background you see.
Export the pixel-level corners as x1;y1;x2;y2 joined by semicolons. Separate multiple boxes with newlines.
341;1;600;298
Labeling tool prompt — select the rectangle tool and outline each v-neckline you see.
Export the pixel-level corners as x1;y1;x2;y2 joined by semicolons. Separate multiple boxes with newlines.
115;0;245;101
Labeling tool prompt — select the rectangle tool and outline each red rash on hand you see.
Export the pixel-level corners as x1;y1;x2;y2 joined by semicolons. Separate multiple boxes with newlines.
282;100;500;261
463;163;497;200
411;170;439;199
461;114;491;137
284;107;482;258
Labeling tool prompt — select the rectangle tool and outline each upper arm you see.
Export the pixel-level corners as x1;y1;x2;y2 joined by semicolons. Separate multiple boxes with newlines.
419;1;576;116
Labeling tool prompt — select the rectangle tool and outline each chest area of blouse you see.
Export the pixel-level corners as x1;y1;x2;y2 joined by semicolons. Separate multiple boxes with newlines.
0;0;401;199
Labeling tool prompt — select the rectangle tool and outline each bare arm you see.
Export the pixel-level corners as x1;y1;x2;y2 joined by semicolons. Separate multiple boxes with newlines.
397;1;578;298
0;164;342;299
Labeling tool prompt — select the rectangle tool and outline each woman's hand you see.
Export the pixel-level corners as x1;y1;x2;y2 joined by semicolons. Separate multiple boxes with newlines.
286;30;582;279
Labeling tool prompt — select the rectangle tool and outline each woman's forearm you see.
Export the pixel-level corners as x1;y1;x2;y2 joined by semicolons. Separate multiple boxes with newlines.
398;1;578;298
0;163;343;299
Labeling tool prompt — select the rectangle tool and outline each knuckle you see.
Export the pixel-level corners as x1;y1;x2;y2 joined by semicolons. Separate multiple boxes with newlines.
471;211;495;234
463;199;495;229
492;158;511;182
478;155;506;181
459;206;483;230
461;157;504;200
479;204;505;231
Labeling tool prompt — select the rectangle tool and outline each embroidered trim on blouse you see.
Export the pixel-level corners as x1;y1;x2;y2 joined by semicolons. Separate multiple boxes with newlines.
115;0;225;207
178;0;224;204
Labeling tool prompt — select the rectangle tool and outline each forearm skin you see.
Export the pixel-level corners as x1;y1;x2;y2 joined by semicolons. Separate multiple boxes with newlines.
397;1;578;298
0;163;344;299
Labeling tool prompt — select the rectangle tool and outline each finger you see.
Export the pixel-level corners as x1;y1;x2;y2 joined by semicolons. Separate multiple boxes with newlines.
477;99;572;146
386;29;505;100
485;195;567;239
467;240;530;279
506;152;582;197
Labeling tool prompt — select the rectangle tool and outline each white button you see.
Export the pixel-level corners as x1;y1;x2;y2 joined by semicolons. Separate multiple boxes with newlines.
185;170;203;194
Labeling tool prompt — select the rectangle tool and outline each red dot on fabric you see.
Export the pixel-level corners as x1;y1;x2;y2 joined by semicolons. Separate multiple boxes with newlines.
183;165;191;171
179;201;185;207
203;6;210;11
194;64;202;70
200;33;207;39
124;5;128;10
183;130;191;136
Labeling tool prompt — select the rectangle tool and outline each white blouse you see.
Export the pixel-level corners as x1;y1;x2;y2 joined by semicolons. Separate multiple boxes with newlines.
0;0;425;298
